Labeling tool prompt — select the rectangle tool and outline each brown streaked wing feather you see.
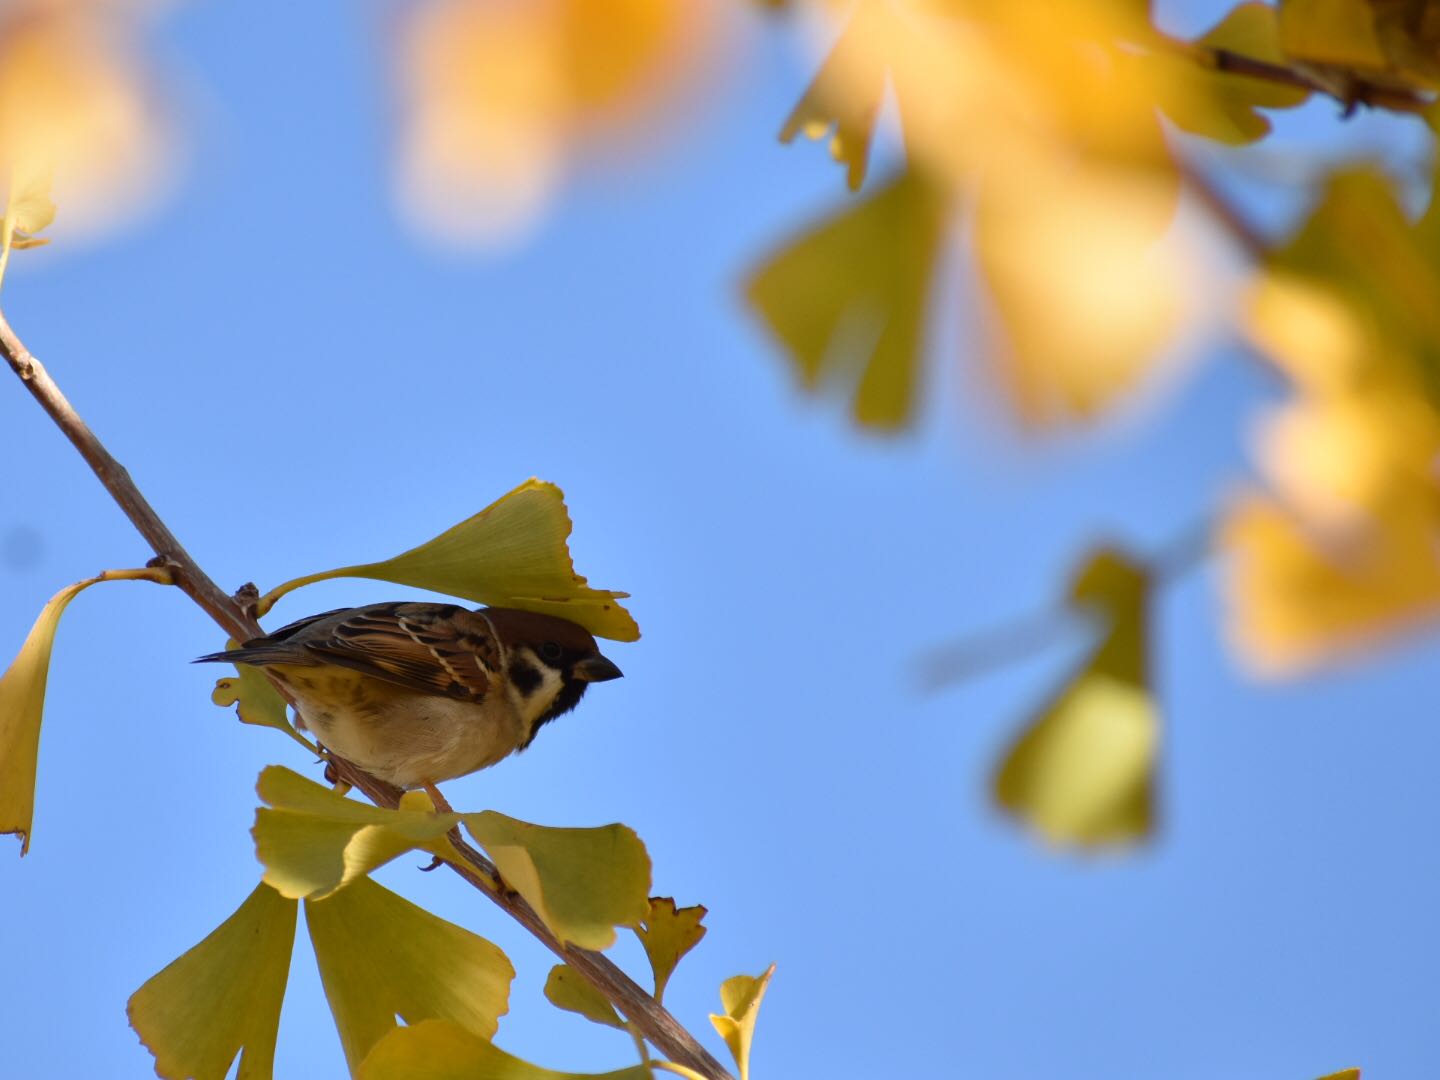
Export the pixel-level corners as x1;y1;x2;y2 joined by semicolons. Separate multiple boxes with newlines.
298;602;498;702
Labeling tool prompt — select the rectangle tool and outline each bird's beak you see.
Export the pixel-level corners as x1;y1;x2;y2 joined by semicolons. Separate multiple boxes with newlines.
573;655;624;682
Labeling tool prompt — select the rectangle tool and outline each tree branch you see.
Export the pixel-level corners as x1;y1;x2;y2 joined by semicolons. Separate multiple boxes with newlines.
0;309;734;1080
1157;35;1434;116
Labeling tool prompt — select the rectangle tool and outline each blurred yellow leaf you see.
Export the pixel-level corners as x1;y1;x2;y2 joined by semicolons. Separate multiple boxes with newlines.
253;766;459;900
1153;3;1310;144
1232;168;1440;670
779;0;891;191
396;0;715;246
1315;1070;1361;1080
1279;0;1440;84
259;478;638;642
0;6;170;239
994;547;1157;847
635;896;708;1003
746;169;946;431
0;567;170;854
1278;0;1387;69
128;882;297;1080
307;877;514;1073
976;160;1184;427
358;1018;651;1080
1222;492;1440;674
1249;171;1440;382
464;810;651;950
0;162;55;291
709;964;775;1080
543;963;624;1028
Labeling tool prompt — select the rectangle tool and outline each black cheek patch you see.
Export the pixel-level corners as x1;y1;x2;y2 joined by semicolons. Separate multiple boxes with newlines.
509;659;543;696
523;678;589;749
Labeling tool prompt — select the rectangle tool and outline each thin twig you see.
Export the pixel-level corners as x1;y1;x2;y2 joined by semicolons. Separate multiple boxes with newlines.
0;311;734;1080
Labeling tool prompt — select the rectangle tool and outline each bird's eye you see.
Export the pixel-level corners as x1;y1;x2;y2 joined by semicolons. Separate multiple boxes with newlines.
540;641;563;662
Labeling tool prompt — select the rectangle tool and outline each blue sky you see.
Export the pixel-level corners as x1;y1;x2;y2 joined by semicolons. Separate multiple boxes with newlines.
2;2;1438;1077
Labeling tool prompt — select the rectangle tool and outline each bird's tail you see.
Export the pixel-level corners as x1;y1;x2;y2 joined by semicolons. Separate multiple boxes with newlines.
192;647;298;667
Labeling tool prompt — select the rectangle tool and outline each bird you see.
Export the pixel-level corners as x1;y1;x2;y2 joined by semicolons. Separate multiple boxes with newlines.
195;601;623;792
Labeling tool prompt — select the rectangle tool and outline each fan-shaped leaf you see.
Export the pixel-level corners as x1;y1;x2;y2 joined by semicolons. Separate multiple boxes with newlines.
464;810;651;950
635;897;707;1002
128;883;297;1080
259;479;637;641
543;964;623;1029
709;965;775;1080
253;766;459;899
993;548;1158;847
358;1019;650;1080
0;567;171;854
306;877;514;1072
746;169;946;431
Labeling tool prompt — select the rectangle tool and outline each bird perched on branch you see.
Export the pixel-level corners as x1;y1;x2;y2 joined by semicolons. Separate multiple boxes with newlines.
195;601;623;791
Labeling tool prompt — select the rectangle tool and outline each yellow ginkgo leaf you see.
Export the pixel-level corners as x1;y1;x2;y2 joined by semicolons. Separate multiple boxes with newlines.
210;645;304;745
1222;491;1440;674
1278;0;1387;69
779;0;890;191
634;896;707;1003
0;567;171;854
306;877;514;1073
464;810;651;950
395;0;712;247
1248;170;1440;380
358;1018;651;1080
543;963;624;1028
993;547;1157;847
708;964;775;1080
746;169;947;431
975;159;1185;427
259;478;638;641
0;7;168;243
1154;2;1310;145
128;882;297;1080
1315;1069;1361;1080
1;161;56;260
253;766;459;899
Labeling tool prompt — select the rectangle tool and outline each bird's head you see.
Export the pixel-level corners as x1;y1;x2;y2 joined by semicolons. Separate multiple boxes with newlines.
483;607;624;746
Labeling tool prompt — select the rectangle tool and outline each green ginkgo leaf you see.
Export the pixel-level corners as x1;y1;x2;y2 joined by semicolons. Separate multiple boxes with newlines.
746;169;947;432
709;965;776;1080
357;1019;651;1080
0;567;171;854
543;963;624;1029
253;766;459;899
211;647;295;735
306;877;514;1073
635;897;708;1003
128;882;297;1080
993;547;1158;848
258;478;638;641
464;810;651;950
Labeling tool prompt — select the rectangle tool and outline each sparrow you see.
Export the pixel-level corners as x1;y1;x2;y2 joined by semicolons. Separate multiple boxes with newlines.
195;601;623;790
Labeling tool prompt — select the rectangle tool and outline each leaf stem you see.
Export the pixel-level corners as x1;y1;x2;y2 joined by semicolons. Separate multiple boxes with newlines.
0;309;735;1080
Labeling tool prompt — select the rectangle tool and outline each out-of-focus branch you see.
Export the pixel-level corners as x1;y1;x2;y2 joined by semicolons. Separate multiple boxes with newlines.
1154;35;1433;116
0;310;734;1080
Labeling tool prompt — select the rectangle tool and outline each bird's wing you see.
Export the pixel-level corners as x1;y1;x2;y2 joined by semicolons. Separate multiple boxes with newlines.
284;602;499;702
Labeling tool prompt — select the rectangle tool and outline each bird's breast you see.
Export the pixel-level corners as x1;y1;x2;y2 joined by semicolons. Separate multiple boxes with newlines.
272;666;525;788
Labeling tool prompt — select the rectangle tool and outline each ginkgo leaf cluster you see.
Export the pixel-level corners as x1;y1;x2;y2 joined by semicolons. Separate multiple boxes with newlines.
126;765;768;1079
